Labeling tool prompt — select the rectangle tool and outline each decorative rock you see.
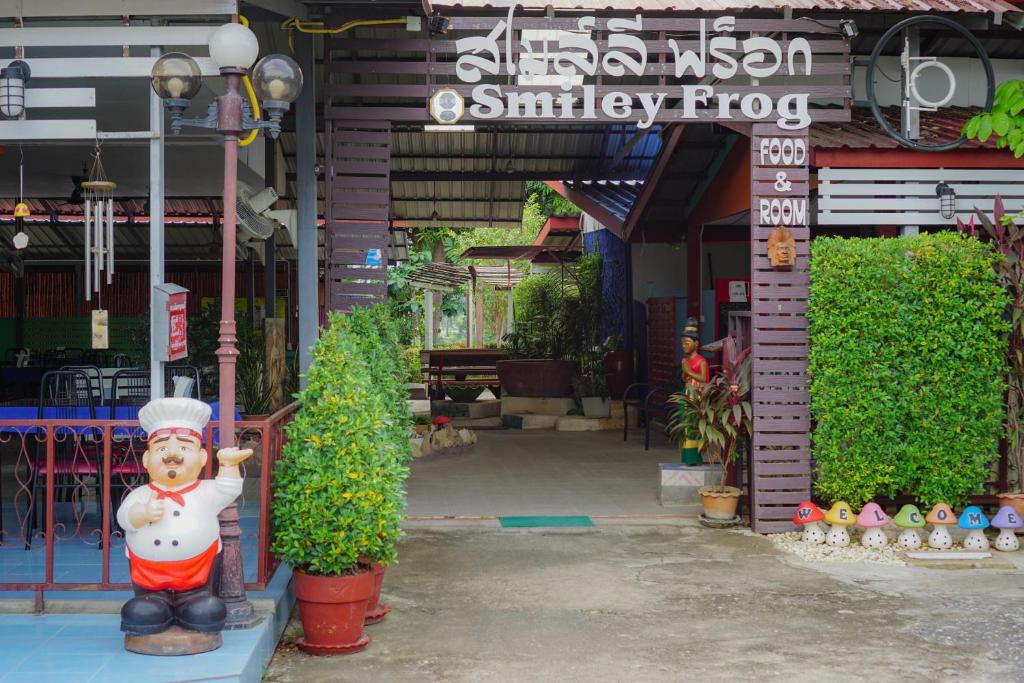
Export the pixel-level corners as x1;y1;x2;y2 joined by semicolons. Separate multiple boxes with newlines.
767;532;906;566
856;502;891;549
957;505;991;551
892;504;926;550
824;501;855;547
925;503;956;549
793;500;827;545
991;506;1022;552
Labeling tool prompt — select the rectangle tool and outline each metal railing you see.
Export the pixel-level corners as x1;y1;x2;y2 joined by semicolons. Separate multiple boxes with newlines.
0;403;297;601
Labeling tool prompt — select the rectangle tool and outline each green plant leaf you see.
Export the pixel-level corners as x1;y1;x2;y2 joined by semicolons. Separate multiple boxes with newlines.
993;112;1012;137
978;115;994;142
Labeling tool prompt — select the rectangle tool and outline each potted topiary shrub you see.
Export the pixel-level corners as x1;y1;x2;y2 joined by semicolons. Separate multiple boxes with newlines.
668;336;752;522
272;306;411;655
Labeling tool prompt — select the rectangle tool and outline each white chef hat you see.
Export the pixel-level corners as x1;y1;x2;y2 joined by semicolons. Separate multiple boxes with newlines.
138;397;212;442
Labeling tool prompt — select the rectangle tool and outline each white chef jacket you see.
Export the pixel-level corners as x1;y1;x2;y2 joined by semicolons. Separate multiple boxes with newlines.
116;476;243;562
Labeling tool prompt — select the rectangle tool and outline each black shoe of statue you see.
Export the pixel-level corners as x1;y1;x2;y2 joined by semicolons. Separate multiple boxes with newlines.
120;594;174;635
175;592;227;633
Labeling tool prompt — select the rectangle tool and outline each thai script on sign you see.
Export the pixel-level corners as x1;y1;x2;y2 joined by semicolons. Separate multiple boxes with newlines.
454;9;817;130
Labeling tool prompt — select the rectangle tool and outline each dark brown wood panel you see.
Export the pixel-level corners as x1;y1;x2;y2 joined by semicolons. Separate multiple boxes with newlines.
325;113;391;312
750;124;812;533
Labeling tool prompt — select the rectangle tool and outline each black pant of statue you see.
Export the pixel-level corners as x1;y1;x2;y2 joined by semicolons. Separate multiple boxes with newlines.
120;567;226;636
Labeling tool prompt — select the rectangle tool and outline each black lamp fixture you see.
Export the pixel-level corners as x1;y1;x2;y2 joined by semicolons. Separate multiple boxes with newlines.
839;19;859;39
0;60;30;119
429;11;451;36
936;181;957;219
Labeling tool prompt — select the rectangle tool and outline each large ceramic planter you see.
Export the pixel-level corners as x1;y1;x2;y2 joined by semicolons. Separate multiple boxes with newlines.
580;396;611;418
997;493;1024;534
293;568;374;655
496;359;575;398
365;563;391;625
699;485;741;520
603;350;633;400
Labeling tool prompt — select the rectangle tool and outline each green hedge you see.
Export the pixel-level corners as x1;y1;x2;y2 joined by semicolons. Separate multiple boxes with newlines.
809;233;1009;507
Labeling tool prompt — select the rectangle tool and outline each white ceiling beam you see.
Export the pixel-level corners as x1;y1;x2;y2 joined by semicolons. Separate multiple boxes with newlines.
22;57;220;79
0;119;97;141
25;88;96;108
0;1;234;18
0;26;218;48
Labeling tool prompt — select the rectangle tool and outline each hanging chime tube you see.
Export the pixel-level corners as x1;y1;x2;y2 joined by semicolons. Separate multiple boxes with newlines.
94;195;103;293
106;197;114;284
84;199;92;302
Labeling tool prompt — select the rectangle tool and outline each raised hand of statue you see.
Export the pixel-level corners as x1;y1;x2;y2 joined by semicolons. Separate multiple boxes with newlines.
216;447;254;468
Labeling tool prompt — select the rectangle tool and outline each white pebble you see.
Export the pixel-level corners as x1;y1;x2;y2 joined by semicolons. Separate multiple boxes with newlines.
767;531;906;566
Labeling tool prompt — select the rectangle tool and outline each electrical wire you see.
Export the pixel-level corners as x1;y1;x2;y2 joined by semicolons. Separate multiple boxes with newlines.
238;15;261;148
280;17;407;54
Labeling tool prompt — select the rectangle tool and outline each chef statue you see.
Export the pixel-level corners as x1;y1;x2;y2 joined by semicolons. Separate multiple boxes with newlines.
117;397;253;655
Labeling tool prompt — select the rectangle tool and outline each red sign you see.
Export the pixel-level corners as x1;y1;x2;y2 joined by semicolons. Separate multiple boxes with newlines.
167;292;187;361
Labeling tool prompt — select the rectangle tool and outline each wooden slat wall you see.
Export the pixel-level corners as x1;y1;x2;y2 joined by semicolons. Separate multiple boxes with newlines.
818;167;1024;226
323;119;390;312
750;124;811;534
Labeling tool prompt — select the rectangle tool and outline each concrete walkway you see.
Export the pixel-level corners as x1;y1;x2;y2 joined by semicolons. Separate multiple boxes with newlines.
264;522;1024;682
407;430;680;518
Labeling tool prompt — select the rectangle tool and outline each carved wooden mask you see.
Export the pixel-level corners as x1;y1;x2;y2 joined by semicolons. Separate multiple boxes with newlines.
767;226;797;268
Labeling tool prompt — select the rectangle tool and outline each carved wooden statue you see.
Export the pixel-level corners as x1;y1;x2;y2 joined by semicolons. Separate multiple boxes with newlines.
679;317;709;466
117;397;253;655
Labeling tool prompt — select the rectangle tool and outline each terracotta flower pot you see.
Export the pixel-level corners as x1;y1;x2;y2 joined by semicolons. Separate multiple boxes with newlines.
293;568;374;655
997;493;1024;534
603;349;633;400
364;563;392;625
699;485;741;520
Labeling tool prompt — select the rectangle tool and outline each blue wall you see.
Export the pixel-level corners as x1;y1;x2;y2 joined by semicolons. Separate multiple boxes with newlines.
584;229;628;343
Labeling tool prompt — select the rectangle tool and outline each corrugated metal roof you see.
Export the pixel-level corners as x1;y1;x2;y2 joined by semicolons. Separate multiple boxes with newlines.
435;0;1020;12
811;106;992;150
563;181;643;226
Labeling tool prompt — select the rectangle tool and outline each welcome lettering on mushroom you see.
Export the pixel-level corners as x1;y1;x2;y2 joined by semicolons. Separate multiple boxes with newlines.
455;13;816;131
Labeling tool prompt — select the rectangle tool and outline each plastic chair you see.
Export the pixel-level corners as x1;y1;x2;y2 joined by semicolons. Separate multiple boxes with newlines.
109;370;152;512
26;370;100;548
61;365;104;406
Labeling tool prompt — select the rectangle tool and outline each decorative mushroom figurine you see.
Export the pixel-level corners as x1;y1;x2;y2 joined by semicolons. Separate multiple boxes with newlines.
925;503;956;549
856;502;891;549
957;505;990;551
793;500;827;544
824;501;855;547
892;504;926;549
991;506;1022;552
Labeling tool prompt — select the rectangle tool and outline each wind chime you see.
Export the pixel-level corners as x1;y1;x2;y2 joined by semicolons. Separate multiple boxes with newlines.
82;143;116;300
82;143;116;349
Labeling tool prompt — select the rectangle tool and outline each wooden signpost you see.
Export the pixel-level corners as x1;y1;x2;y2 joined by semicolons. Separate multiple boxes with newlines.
750;124;811;533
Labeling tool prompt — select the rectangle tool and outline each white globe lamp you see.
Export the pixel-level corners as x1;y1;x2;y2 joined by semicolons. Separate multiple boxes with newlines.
209;23;260;71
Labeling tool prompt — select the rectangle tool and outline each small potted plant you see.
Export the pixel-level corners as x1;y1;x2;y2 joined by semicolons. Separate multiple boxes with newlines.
668;336;752;522
272;306;410;655
575;356;611;419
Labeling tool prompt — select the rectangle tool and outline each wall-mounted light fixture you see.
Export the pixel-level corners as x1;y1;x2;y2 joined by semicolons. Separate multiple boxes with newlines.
936;181;957;219
0;60;30;119
839;19;859;39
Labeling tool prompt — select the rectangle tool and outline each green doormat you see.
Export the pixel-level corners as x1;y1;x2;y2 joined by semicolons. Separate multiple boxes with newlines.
498;516;595;528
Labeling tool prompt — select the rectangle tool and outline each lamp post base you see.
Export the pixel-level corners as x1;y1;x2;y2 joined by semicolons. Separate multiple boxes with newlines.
217;502;260;630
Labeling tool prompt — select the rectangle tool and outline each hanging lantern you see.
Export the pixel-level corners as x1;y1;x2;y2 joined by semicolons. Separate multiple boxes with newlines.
13;201;29;218
81;143;117;302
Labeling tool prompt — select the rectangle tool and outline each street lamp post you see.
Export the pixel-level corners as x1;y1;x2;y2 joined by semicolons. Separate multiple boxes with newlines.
151;23;302;629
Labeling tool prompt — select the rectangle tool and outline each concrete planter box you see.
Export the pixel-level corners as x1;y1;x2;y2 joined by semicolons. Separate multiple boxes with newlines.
580;397;611;418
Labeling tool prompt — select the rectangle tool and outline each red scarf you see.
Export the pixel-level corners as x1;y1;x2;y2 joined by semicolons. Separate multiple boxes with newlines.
148;480;201;507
